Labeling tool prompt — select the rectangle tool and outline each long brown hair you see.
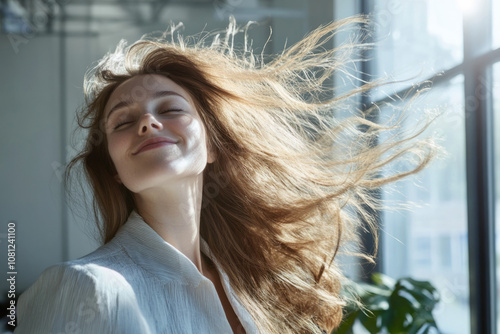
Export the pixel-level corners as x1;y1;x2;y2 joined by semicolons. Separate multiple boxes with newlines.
67;17;436;333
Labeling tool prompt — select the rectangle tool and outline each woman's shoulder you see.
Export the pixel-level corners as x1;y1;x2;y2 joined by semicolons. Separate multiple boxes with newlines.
18;238;139;310
15;247;151;333
25;255;133;294
58;230;142;278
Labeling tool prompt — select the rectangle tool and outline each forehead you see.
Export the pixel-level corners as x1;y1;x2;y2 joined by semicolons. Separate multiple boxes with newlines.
104;74;193;114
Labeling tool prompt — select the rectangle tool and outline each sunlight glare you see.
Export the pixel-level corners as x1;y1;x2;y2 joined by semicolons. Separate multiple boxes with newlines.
457;0;476;14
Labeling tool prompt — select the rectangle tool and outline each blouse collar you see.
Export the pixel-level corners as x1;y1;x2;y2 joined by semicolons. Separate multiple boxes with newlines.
112;211;212;286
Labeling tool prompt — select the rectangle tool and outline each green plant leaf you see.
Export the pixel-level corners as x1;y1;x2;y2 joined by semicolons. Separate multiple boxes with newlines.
360;283;392;298
395;278;440;314
387;288;418;331
359;309;383;334
372;272;396;290
407;319;440;334
363;294;390;311
339;274;441;334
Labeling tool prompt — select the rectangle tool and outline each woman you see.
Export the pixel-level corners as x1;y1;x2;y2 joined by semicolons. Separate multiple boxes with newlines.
15;18;435;333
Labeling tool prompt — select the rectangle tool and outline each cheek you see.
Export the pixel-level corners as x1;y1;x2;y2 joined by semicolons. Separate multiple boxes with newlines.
172;116;206;148
185;120;207;153
170;114;194;129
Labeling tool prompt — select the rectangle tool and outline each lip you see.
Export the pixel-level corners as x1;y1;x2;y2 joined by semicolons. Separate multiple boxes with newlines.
133;137;177;155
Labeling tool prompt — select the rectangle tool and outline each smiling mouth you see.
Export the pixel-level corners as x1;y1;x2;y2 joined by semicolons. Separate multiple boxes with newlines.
133;137;177;155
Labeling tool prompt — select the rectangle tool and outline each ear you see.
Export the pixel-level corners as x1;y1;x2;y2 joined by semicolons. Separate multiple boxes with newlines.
207;150;217;164
114;174;122;184
204;134;217;164
207;141;217;164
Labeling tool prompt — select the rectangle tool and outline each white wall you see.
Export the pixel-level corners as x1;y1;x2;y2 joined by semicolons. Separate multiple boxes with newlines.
1;35;66;291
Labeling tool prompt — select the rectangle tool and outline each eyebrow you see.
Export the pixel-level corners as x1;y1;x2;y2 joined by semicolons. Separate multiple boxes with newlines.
106;90;187;120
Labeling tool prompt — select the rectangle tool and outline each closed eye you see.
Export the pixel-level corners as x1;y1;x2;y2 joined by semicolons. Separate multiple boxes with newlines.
159;109;183;114
114;120;133;130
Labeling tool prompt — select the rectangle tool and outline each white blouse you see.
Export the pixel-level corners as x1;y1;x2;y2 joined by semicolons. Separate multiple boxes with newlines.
15;212;259;334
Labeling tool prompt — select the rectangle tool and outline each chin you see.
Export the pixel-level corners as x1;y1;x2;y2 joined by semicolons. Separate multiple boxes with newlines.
123;170;205;194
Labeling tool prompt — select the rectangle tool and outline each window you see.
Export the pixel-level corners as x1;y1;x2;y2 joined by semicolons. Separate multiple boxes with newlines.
380;76;469;333
373;0;463;97
335;0;500;332
493;0;500;49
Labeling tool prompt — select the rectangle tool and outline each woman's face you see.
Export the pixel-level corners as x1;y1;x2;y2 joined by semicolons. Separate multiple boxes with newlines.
104;74;215;193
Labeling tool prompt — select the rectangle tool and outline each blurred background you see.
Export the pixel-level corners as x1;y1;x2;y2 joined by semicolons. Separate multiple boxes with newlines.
0;0;499;333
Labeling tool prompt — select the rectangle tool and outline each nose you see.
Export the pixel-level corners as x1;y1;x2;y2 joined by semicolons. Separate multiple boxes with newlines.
138;113;163;135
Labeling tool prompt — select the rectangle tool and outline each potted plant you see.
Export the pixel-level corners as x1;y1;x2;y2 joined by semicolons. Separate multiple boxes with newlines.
334;273;441;334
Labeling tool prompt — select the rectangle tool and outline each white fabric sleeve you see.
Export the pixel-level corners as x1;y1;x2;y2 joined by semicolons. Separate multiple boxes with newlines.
14;263;152;334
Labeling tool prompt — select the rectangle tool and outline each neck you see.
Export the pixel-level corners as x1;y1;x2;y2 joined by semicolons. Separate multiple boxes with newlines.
134;176;206;273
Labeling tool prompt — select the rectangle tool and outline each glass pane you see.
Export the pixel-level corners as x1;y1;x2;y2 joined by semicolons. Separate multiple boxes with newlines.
494;0;500;49
493;62;500;331
381;75;470;333
373;0;463;98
